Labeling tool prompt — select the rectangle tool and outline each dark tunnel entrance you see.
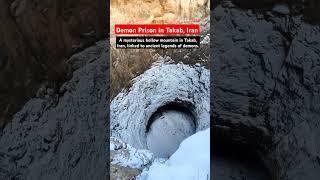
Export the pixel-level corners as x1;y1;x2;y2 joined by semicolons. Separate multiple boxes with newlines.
146;102;196;158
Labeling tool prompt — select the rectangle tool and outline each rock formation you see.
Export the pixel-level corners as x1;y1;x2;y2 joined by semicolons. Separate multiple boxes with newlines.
110;0;210;38
0;0;107;127
212;1;320;179
0;0;319;179
0;41;108;179
110;62;210;152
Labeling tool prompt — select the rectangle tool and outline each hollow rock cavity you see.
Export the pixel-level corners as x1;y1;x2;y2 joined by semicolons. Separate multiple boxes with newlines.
110;62;210;156
147;109;195;158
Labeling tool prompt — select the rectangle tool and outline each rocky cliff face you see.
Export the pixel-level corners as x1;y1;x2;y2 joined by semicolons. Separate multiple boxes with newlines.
214;0;320;21
0;41;108;179
0;0;107;127
110;0;210;34
212;1;320;179
1;0;320;179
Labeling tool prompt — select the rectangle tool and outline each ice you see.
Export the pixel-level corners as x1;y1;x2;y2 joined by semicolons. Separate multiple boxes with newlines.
110;137;154;169
146;109;195;158
138;128;210;180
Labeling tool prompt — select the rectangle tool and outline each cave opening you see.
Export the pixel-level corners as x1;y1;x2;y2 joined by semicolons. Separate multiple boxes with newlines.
146;102;197;158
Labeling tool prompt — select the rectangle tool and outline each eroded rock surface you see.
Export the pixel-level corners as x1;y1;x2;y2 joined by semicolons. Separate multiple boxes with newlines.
1;0;320;179
111;62;210;151
0;0;107;127
213;156;270;180
212;1;320;179
110;137;153;180
0;41;108;180
110;0;210;27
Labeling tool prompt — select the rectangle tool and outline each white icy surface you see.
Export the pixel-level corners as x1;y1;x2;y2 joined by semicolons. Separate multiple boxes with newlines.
110;62;210;149
201;34;210;44
138;128;210;180
147;109;195;158
110;137;154;169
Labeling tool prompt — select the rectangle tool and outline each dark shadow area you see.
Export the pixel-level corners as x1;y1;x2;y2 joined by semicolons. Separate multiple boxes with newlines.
212;126;272;180
146;101;196;133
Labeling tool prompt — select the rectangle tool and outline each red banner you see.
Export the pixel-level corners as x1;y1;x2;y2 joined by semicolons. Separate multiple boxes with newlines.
114;24;200;35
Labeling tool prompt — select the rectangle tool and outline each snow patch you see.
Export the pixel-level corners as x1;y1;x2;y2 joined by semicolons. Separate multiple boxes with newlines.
111;137;154;169
201;34;210;45
138;128;210;180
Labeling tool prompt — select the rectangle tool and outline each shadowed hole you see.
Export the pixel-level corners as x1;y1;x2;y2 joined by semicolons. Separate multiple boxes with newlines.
146;103;196;158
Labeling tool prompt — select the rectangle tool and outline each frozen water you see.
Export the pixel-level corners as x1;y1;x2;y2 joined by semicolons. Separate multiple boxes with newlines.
138;128;210;180
146;109;195;158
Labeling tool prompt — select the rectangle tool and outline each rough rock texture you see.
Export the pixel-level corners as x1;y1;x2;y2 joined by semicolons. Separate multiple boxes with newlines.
216;0;320;21
1;0;320;179
213;156;270;180
111;62;210;150
110;165;141;180
0;0;107;127
0;41;108;180
110;0;210;29
212;1;320;179
110;137;154;180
